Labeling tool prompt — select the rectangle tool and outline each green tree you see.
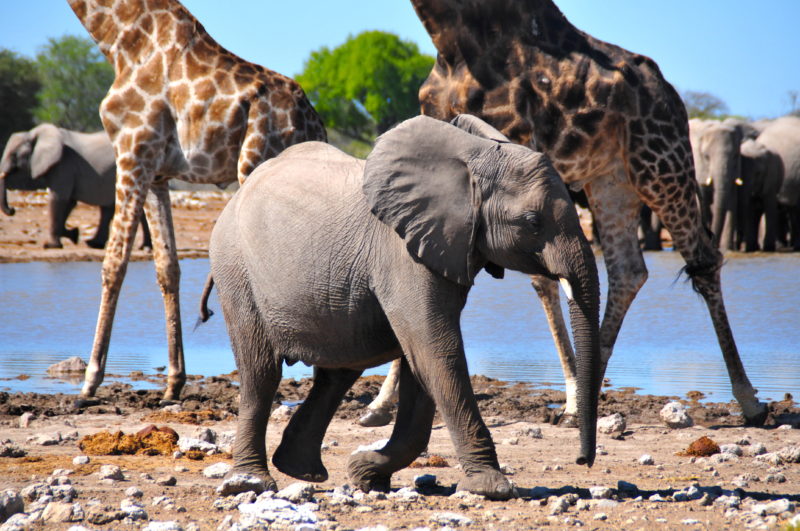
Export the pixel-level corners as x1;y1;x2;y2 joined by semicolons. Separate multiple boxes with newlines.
34;35;114;132
0;49;41;147
297;31;435;144
681;90;729;120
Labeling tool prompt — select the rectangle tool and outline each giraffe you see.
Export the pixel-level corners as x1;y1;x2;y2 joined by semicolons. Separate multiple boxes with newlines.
68;0;326;399
361;0;768;427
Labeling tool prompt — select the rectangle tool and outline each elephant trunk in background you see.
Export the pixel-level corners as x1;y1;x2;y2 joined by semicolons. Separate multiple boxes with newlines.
0;174;14;216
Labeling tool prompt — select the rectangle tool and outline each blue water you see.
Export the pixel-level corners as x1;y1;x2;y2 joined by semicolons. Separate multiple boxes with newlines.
1;253;798;403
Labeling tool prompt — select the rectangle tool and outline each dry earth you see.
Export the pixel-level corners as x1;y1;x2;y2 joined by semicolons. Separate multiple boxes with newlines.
1;190;799;530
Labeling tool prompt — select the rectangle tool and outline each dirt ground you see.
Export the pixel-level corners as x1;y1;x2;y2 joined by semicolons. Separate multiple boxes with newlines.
2;190;799;530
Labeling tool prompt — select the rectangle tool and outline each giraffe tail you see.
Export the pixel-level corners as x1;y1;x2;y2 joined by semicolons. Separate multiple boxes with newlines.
194;273;215;330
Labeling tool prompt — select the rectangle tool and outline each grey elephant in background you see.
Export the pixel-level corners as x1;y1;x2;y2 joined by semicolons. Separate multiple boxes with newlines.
738;139;783;252
690;119;743;251
0;124;150;249
756;116;800;250
207;115;601;499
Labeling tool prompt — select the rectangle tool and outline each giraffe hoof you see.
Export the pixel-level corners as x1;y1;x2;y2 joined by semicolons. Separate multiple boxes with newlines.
357;408;393;427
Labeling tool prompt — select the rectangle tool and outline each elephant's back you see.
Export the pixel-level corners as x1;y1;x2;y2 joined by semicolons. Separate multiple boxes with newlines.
758;117;800;205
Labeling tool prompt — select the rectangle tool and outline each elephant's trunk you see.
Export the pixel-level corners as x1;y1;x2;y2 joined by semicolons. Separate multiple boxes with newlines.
0;172;14;216
562;243;601;467
709;139;742;251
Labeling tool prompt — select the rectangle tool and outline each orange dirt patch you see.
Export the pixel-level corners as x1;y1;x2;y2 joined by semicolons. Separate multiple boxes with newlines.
676;435;721;457
78;425;179;456
143;409;227;425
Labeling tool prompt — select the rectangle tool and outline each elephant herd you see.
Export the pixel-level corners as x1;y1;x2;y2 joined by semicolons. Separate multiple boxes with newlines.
641;115;800;253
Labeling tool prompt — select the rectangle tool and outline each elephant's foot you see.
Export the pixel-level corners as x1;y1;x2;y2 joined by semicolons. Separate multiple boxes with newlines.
227;465;278;493
347;451;392;493
65;227;79;244
742;401;769;427
85;237;106;250
457;468;514;500
272;441;328;483
43;240;63;249
357;407;394;427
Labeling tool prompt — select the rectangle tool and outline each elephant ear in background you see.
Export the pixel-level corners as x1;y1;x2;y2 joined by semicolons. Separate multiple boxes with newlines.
30;124;64;180
450;114;511;143
363;115;489;286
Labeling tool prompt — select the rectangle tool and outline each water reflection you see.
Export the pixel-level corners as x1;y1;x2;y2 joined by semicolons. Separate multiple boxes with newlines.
1;253;798;402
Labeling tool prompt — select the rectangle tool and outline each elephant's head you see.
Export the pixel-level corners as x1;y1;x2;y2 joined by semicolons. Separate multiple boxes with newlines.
697;122;743;250
0;124;64;216
363;114;601;466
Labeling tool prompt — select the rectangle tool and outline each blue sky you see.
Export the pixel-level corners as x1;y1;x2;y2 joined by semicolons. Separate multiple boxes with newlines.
1;1;798;119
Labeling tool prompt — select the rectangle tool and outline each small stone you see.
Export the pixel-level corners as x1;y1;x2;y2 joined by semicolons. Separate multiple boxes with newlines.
745;442;767;456
720;444;743;456
430;511;473;526
501;437;519;445
593;513;608;521
0;443;26;458
142;522;184;531
777;445;800;463
97;464;124;481
638;454;654;465
155;475;177;486
41;501;82;523
515;424;543;439
595;444;608;456
120;499;148;520
754;452;783;466
33;433;62;446
765;473;786;484
203;462;232;479
174;465;189;472
682;519;701;525
761;498;793;515
549;497;571;515
177;438;219;455
589;486;614;499
597;413;626;435
19;412;34;428
125;487;143;499
0;489;24;522
47;356;87;374
275;482;315;503
499;463;515;475
193;427;217;444
216;474;267;496
413;474;438;489
269;404;294;420
72;456;90;466
660;401;694;429
649;493;666;502
617;480;639;497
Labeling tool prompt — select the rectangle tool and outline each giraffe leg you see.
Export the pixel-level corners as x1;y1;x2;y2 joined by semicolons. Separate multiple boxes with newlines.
585;172;649;376
358;358;400;427
82;177;148;397
648;183;768;425
143;181;186;401
530;275;578;426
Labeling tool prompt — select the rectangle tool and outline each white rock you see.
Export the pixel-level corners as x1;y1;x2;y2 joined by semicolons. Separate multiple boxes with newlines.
120;498;148;520
143;522;184;531
720;444;743;456
193;427;217;444
597;413;626;434
745;442;767;456
97;464;124;481
41;501;82;523
125;487;143;499
270;405;295;420
47;357;87;374
514;424;543;439
387;487;420;501
593;512;608;521
777;445;800;463
589;486;614;499
202;462;232;479
638;454;655;465
659;401;694;429
276;482;315;503
237;497;318;526
681;519;701;525
549;497;571;515
177;438;219;454
430;511;473;526
216;474;267;496
72;456;90;466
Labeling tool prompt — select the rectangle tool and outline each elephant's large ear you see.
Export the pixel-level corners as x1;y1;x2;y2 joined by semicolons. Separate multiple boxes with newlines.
30;124;63;179
363;115;487;286
450;114;511;143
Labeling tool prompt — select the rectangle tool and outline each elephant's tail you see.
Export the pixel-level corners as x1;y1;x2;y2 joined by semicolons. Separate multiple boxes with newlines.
194;273;215;330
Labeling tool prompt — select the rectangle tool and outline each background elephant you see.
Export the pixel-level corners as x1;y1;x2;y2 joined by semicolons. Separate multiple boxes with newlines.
208;115;601;499
0;123;150;249
755;116;800;251
738;139;783;252
691;120;743;251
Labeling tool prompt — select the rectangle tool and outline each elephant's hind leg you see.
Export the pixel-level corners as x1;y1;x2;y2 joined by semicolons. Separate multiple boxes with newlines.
273;367;362;482
348;357;435;493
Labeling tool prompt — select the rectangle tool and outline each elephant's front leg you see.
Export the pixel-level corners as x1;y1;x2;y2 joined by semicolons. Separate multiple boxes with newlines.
348;356;436;493
44;195;78;248
273;367;362;482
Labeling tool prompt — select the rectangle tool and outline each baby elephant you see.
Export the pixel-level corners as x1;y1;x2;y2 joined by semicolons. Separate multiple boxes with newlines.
209;114;601;500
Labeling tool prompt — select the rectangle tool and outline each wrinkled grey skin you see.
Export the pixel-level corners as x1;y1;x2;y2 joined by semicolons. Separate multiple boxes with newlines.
738;139;783;252
208;115;601;499
756;116;800;251
691;120;743;251
0;124;150;249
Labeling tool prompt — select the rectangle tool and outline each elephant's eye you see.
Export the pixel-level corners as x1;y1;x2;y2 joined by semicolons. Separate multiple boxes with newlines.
524;211;541;227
